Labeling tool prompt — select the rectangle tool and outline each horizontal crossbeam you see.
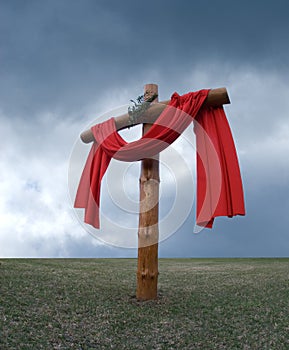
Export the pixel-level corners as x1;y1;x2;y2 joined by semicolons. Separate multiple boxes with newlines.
80;87;230;143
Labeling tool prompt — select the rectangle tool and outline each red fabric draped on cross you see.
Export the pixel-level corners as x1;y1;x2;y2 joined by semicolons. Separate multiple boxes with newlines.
74;89;245;229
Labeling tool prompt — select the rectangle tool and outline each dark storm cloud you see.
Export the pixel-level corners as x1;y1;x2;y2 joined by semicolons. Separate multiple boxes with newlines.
1;0;288;118
160;183;289;258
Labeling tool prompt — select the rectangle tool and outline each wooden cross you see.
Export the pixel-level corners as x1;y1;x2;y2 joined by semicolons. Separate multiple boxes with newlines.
80;84;230;300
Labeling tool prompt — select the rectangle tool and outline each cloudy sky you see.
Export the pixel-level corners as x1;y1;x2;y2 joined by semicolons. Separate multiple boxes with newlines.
1;0;289;258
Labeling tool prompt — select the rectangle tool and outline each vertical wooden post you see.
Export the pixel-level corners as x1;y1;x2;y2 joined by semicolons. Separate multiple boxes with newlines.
136;83;160;300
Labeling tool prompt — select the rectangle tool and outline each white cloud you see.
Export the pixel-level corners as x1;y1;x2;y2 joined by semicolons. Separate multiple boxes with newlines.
226;68;289;189
0;112;104;257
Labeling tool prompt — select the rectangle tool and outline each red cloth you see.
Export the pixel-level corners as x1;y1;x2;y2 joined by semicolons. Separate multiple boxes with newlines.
74;89;245;229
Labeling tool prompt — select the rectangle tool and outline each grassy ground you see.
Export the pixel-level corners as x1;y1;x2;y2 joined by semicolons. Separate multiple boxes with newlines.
1;258;289;349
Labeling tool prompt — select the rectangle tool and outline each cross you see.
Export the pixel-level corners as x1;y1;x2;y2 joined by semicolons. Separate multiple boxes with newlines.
80;84;230;300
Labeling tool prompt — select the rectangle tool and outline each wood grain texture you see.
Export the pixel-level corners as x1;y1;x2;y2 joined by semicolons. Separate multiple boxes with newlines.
136;84;159;301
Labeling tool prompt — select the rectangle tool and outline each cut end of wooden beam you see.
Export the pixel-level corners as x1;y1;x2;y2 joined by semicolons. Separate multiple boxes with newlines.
206;87;230;107
80;128;94;143
144;83;158;97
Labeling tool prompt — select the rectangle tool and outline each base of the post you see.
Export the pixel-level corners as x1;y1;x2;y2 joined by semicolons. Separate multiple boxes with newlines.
136;243;159;300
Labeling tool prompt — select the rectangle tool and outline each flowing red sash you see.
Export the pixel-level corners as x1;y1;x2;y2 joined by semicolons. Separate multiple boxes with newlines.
74;90;245;229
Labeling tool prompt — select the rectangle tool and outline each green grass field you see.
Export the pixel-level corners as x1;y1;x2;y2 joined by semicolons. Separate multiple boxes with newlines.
1;258;289;349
